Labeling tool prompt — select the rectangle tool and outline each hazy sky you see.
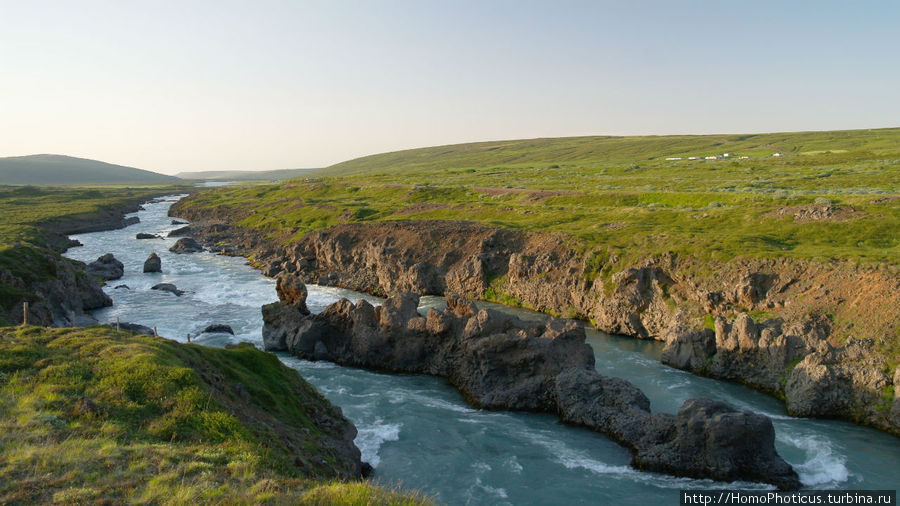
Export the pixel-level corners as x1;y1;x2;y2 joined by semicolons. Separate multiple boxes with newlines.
1;1;897;174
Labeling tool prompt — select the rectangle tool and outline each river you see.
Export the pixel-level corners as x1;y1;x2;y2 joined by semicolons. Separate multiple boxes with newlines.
62;195;900;505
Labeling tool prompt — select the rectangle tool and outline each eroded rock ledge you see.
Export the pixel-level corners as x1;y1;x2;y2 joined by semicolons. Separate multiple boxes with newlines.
262;283;801;489
165;203;900;436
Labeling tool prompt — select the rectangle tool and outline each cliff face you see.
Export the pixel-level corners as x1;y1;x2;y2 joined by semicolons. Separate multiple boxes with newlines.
170;195;900;436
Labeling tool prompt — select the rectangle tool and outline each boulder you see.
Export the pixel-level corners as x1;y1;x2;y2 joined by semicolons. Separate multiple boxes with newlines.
201;324;234;335
136;233;160;239
631;398;800;490
143;253;161;273
171;220;188;225
167;226;192;237
114;284;130;290
151;283;184;296
86;253;124;280
169;237;204;254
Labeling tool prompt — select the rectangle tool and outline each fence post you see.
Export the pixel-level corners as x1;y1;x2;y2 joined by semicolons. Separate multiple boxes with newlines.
116;317;120;332
187;333;191;343
22;301;28;326
153;326;158;337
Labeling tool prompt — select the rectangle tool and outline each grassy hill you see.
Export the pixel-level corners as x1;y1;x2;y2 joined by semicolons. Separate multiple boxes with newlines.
182;127;900;266
318;127;900;177
0;326;428;504
176;169;315;181
0;154;180;185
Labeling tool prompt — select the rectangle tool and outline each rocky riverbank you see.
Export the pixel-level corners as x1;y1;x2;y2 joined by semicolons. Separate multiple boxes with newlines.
1;195;172;326
168;196;900;436
262;282;800;489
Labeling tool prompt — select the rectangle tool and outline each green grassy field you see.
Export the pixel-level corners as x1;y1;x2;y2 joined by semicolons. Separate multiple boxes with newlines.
0;326;430;504
318;127;900;178
183;128;900;267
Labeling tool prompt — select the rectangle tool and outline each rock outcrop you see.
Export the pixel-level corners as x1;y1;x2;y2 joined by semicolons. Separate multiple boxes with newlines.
661;312;898;430
86;253;124;280
152;283;184;296
169;237;204;254
136;233;160;239
201;323;234;335
263;287;800;489
1;247;112;326
143;253;161;273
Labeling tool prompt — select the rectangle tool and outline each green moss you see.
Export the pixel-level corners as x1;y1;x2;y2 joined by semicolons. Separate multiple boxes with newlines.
702;314;716;330
583;248;610;282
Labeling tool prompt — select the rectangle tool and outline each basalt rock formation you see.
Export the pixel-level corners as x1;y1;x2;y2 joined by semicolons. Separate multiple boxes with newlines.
170;197;900;436
152;283;184;296
169;237;204;254
143;252;162;273
262;287;801;489
86;253;124;281
1;248;112;326
201;323;234;335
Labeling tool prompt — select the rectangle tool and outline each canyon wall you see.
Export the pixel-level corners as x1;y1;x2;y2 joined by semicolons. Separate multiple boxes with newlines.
171;196;900;435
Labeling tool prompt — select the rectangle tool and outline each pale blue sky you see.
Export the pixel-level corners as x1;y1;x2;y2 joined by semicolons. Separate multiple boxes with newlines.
1;1;897;174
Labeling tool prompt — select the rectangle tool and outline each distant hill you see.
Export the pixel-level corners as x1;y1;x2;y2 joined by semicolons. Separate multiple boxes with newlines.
0;154;180;185
317;127;900;177
175;169;315;181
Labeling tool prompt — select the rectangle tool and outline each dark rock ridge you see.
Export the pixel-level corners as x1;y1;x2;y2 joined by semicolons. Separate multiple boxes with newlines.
201;324;234;335
169;237;203;254
136;233;160;239
143;252;161;273
168;198;900;437
152;283;184;296
262;287;800;489
86;253;124;280
1;248;112;326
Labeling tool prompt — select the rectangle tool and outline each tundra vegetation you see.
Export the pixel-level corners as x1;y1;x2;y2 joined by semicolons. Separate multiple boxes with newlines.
0;326;430;504
184;128;900;266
